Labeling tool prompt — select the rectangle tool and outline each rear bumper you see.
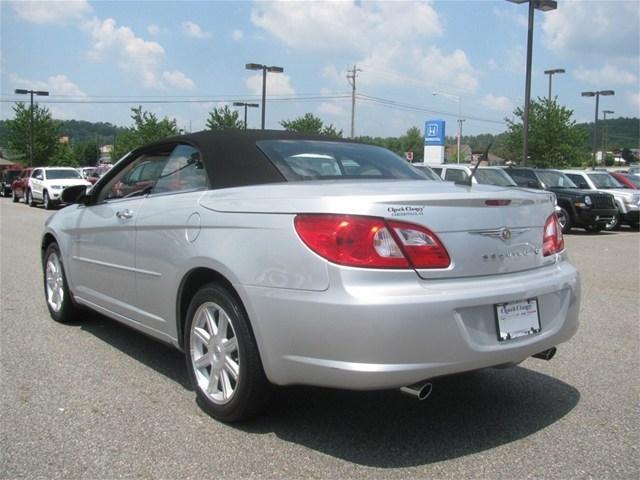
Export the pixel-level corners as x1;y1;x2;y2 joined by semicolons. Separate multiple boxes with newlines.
239;258;580;390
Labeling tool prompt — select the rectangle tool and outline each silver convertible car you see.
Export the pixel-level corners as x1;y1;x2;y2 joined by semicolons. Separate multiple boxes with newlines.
42;130;580;421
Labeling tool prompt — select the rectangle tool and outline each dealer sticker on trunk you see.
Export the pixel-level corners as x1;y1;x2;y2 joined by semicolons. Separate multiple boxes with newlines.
495;298;541;342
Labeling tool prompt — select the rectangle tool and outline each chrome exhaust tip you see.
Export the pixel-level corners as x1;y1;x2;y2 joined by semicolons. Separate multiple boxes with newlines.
532;347;557;361
400;381;433;401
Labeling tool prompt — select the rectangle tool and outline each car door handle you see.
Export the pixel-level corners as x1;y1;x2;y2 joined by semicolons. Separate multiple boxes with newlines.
116;209;134;219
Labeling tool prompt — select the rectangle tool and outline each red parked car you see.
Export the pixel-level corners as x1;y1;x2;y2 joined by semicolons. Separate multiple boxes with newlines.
610;171;640;190
11;168;33;203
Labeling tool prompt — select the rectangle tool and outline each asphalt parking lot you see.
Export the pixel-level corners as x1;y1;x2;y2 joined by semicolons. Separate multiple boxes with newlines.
1;199;638;479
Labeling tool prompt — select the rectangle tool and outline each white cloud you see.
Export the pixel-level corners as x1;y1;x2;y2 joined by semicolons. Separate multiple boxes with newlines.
162;70;196;90
628;92;640;114
321;66;343;84
318;102;346;117
147;24;161;36
481;94;514;113
347;44;478;93
10;0;91;24
84;18;165;88
493;6;527;28
246;73;295;96
182;21;211;39
231;29;243;41
253;2;476;94
542;0;639;61
250;1;442;53
574;65;637;86
9;73;87;97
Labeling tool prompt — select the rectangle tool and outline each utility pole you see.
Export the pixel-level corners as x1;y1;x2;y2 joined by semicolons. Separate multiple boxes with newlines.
457;119;466;163
347;65;361;138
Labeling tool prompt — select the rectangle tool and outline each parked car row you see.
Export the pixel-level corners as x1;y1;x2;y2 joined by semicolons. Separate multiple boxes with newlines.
9;166;91;209
415;163;639;233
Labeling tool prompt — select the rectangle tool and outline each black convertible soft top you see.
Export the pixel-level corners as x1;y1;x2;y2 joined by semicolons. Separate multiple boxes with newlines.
138;129;353;190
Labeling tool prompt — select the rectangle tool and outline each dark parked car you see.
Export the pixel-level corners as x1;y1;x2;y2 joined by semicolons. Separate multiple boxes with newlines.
500;167;617;233
1;169;21;197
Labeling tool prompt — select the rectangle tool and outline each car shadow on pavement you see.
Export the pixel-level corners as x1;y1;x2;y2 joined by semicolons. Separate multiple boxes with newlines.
241;367;580;468
75;311;579;468
77;311;193;391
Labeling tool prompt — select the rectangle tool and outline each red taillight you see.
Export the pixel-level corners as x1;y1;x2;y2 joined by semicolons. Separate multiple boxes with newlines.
294;214;450;269
543;213;565;256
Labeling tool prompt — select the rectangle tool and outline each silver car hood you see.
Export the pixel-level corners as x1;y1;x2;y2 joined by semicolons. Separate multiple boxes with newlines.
201;181;558;279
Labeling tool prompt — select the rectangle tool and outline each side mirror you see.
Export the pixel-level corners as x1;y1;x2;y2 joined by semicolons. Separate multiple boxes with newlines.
61;185;89;205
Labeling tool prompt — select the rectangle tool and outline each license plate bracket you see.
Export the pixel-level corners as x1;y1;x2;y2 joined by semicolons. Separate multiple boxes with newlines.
495;298;541;342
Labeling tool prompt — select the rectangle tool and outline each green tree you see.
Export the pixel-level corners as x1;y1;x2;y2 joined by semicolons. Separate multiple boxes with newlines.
6;102;61;166
280;113;343;138
50;142;78;167
72;140;99;166
112;106;178;160
621;147;637;165
399;127;424;162
505;98;589;168
206;106;244;130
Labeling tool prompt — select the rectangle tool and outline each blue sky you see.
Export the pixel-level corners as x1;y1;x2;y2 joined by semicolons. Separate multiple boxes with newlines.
1;0;638;138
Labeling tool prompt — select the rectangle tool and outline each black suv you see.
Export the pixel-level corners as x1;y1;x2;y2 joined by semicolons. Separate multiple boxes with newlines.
0;169;21;197
501;167;618;233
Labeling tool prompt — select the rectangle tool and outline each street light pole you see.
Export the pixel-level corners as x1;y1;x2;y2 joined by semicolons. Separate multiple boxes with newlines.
233;102;260;129
581;90;615;169
507;0;558;166
245;63;284;129
432;91;462;163
544;68;565;100
14;88;49;167
602;110;614;154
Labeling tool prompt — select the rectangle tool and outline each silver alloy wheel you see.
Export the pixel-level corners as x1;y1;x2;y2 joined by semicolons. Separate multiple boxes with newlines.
45;251;65;313
190;301;240;405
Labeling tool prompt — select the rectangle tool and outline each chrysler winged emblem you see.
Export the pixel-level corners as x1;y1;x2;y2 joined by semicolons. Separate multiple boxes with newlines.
469;227;528;242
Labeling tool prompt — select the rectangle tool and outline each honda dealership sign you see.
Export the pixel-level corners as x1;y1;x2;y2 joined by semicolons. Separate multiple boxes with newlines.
423;119;446;165
424;120;445;146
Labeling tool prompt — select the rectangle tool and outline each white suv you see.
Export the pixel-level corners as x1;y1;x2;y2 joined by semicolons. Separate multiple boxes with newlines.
563;169;640;229
431;164;518;186
26;167;91;209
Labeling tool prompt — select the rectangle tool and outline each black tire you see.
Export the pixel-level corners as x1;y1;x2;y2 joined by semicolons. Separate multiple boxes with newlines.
43;242;80;323
26;189;35;207
43;190;52;210
604;213;620;231
557;207;571;234
12;191;18;203
184;283;270;422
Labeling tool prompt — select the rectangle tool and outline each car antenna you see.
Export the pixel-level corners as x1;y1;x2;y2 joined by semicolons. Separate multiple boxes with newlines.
464;142;492;186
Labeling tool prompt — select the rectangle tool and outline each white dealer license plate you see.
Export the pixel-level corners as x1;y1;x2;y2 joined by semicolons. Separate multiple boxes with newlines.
495;298;541;342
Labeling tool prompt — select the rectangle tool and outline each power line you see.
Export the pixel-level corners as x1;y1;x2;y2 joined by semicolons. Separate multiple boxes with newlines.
0;94;352;105
357;93;507;125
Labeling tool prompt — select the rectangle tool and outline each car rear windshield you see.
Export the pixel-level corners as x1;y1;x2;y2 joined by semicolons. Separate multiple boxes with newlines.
621;174;640;187
46;169;82;180
3;170;21;180
587;173;623;189
475;169;516;186
537;170;578;188
257;140;426;182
